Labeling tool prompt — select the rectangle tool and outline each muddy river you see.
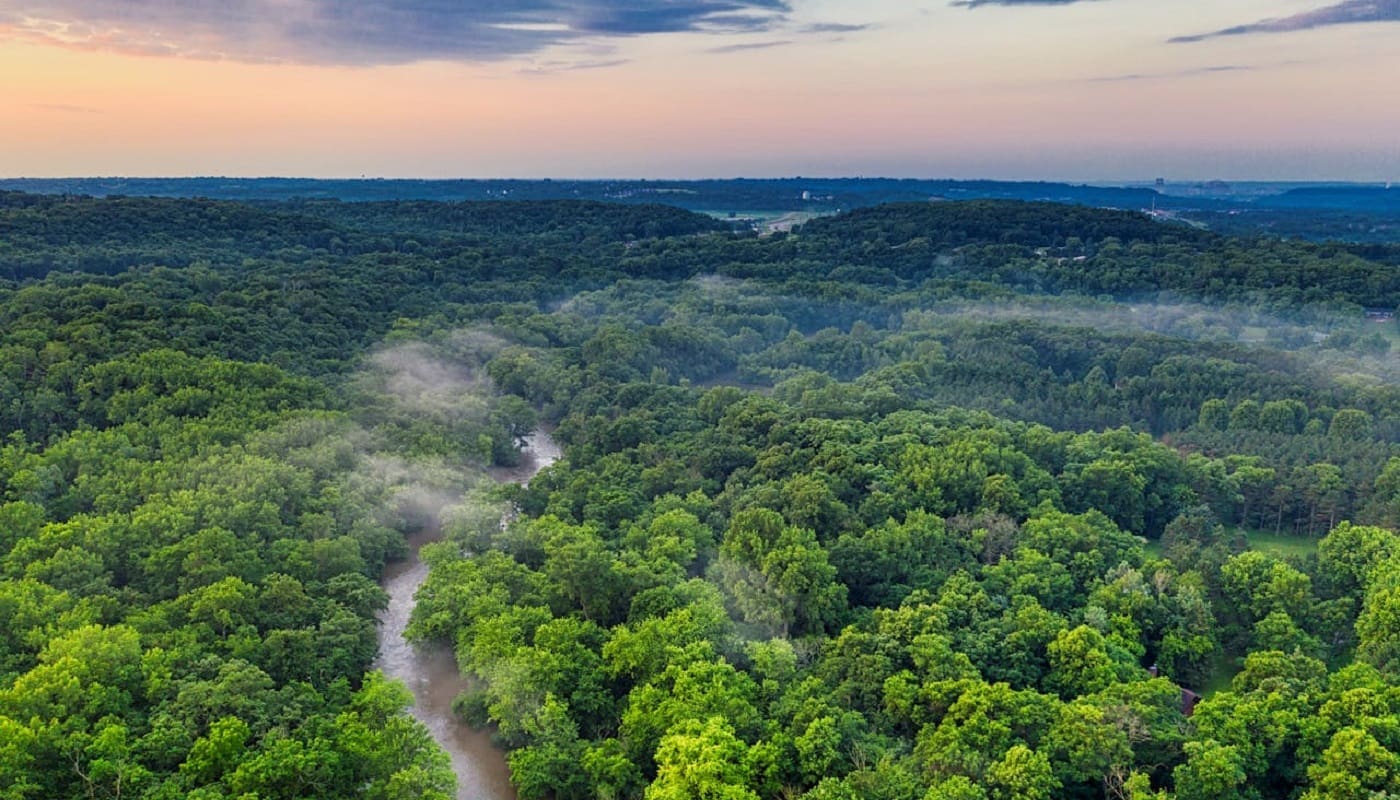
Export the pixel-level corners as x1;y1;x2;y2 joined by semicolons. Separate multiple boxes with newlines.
375;428;561;800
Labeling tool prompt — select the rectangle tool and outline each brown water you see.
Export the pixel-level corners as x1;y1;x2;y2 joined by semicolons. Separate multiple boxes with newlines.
375;429;561;800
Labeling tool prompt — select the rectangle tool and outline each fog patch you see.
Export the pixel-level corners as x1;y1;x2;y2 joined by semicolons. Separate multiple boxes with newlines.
352;453;487;531
906;296;1341;349
367;342;491;417
340;328;532;535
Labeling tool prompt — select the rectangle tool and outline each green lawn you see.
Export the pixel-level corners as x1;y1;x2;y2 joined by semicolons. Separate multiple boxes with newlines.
1241;528;1319;559
1201;651;1241;698
1140;528;1317;561
1142;538;1164;559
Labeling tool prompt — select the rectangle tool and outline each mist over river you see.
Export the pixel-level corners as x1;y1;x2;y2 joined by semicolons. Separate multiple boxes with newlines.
376;429;561;800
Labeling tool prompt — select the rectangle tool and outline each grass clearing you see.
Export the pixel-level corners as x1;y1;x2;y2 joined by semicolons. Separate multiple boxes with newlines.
1139;528;1317;561
1142;538;1163;560
1201;651;1241;698
1242;528;1319;559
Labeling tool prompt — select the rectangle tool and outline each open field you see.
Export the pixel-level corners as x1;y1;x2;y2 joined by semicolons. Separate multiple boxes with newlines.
1242;528;1319;559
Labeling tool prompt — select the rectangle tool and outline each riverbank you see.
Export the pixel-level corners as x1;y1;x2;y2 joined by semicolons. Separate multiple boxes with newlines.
375;429;560;800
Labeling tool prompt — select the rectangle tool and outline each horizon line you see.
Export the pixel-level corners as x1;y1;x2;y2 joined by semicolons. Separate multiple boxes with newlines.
2;175;1396;186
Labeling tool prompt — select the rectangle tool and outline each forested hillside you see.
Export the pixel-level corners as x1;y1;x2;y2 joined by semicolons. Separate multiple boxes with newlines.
1;194;1399;799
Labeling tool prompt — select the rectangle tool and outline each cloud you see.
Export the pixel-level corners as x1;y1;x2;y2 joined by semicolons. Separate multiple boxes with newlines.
705;39;791;53
800;22;871;33
1171;0;1400;43
1087;64;1254;82
0;0;791;65
518;57;631;75
951;0;1098;7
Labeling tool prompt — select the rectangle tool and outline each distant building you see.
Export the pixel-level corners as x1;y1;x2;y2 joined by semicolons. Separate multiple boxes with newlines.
1365;308;1395;323
1181;688;1203;716
1148;664;1203;716
1155;177;1166;188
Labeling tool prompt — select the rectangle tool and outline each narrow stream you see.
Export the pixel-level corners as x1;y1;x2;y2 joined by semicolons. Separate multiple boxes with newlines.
376;428;561;800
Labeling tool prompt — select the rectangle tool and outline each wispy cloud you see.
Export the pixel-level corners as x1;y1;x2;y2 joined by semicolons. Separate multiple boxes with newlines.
952;0;1098;8
801;22;871;33
518;57;631;75
706;39;791;53
1171;0;1400;43
701;17;872;52
1087;64;1254;82
0;0;791;65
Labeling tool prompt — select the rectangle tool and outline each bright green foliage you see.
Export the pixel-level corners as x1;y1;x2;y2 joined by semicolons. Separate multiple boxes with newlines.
985;745;1059;800
714;508;847;637
645;717;760;800
1045;626;1119;698
1175;740;1248;800
1303;727;1400;800
3;193;1400;800
335;673;455;800
925;776;988;800
1356;559;1400;676
509;694;591;800
1318;522;1398;598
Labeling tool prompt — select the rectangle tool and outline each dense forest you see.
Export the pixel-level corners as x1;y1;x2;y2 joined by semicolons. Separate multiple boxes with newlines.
1;192;1399;799
9;178;1399;246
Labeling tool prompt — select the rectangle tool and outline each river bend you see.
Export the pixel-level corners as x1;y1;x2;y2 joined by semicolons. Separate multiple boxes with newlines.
375;429;561;800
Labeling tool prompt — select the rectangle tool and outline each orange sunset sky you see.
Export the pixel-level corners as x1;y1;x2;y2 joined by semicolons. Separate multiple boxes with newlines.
2;0;1399;180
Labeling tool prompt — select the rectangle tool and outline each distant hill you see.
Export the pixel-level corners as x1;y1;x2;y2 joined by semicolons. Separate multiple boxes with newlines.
1258;185;1400;212
12;177;1400;243
0;192;727;280
799;200;1213;249
0;176;1178;213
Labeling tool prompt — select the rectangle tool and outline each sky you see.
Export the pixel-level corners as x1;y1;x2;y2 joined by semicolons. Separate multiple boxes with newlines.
2;0;1399;181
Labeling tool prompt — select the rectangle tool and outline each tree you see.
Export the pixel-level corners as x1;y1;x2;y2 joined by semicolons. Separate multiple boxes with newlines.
914;682;1056;782
1303;727;1400;800
542;522;628;625
1327;409;1373;440
985;745;1059;800
182;716;251;787
1173;740;1247;800
1220;551;1314;632
1317;522;1396;600
1046;700;1133;793
1229;462;1276;529
1258;400;1307;435
1064;459;1147;534
334;672;455;800
794;715;844;786
0;715;38;799
926;776;988;800
713;509;847;637
645;717;760;800
508;694;590;800
620;656;762;773
1196;400;1230;432
1228;400;1261;432
582;739;645;800
1018;508;1140;592
1298;463;1345;535
1368;458;1400;529
1356;560;1400;676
